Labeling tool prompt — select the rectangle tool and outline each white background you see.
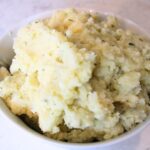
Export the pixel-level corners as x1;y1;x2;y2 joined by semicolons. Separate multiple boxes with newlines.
0;0;150;150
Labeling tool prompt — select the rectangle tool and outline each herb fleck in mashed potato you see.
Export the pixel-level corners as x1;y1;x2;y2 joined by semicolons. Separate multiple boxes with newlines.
0;9;150;142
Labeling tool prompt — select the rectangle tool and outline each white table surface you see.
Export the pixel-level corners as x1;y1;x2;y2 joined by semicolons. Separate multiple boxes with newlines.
0;0;150;150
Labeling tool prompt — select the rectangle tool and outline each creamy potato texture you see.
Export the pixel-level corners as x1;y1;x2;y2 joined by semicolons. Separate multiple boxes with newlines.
0;9;150;142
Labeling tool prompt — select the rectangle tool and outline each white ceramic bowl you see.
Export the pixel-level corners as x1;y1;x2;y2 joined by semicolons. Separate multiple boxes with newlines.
0;9;150;150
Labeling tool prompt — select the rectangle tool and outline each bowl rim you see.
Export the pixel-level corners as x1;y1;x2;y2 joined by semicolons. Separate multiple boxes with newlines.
0;7;150;149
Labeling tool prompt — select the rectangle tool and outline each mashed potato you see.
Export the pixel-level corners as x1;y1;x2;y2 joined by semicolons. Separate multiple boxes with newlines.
0;9;150;142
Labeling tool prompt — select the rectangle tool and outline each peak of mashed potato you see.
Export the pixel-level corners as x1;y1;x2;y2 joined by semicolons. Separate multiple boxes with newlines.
3;21;96;133
0;9;150;142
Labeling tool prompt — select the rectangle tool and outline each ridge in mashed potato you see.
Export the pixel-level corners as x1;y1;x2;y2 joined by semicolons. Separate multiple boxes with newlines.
0;8;149;142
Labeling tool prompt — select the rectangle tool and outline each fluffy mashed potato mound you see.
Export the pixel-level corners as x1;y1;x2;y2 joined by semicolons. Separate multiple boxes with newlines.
0;9;150;142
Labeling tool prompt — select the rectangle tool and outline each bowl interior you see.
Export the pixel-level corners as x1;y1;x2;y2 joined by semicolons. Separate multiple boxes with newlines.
0;8;150;149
